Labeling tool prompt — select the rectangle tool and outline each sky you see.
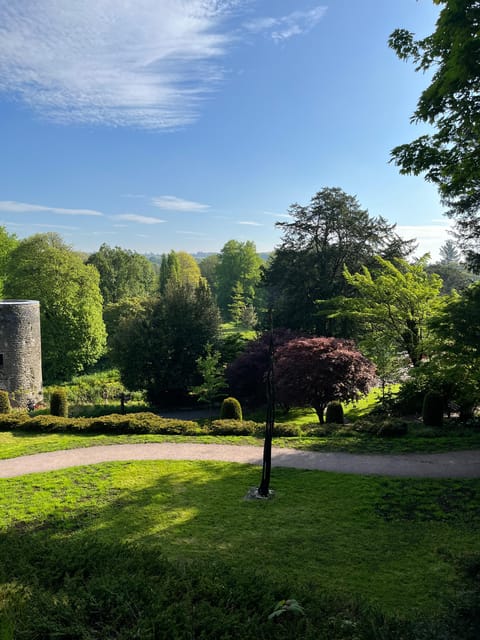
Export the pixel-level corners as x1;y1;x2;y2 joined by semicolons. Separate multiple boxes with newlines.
0;0;453;260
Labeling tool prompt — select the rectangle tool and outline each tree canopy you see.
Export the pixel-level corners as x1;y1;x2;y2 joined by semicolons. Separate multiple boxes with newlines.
111;281;221;405
4;233;106;382
326;256;444;366
0;226;18;297
215;240;263;319
87;244;157;305
275;337;376;423
389;1;480;270
264;187;415;334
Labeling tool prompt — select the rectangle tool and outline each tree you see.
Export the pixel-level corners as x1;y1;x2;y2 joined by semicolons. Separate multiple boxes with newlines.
264;187;416;334
4;233;106;382
329;256;443;367
216;240;263;318
87;244;157;305
199;254;219;294
439;239;461;264
191;344;227;408
389;1;480;271
159;250;202;292
402;281;480;419
275;337;376;423
0;226;18;297
226;329;302;408
111;281;221;405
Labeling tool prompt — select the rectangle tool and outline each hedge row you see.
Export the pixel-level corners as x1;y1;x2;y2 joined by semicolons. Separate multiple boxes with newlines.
0;412;422;439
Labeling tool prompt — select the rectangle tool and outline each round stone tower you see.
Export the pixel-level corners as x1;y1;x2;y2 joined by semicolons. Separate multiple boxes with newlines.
0;300;43;408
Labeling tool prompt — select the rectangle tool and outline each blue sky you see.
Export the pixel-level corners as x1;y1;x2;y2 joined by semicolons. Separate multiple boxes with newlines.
0;0;451;260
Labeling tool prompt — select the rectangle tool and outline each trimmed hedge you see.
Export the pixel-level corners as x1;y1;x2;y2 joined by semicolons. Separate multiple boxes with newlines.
209;420;259;436
0;412;201;436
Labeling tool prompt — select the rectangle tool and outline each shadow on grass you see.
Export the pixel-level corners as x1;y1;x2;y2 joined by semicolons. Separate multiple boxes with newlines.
1;462;479;638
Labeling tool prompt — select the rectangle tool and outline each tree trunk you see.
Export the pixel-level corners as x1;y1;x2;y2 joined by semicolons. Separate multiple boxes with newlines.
315;405;325;424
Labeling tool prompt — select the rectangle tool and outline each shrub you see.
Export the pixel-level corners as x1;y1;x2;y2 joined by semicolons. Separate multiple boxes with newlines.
422;391;444;427
0;390;11;414
273;422;302;437
325;401;344;424
353;419;409;437
209;420;258;436
220;397;242;420
50;390;69;417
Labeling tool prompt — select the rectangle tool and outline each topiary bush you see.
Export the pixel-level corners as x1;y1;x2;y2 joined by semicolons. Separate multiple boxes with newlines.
325;401;344;424
50;389;68;418
220;396;242;420
422;391;444;427
0;390;11;414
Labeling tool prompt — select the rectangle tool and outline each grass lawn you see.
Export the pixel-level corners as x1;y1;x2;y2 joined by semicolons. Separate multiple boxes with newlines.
0;460;479;638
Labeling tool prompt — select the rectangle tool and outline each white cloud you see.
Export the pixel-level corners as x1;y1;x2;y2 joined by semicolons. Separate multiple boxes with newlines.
0;200;103;216
237;220;263;226
151;195;210;212
244;6;327;42
0;1;242;129
116;213;165;225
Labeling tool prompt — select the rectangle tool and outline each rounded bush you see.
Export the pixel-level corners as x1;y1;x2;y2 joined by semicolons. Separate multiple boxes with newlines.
0;390;11;414
325;401;344;425
50;389;68;418
220;397;243;420
422;391;444;427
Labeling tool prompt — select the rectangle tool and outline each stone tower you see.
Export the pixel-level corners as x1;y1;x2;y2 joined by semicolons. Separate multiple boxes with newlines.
0;300;43;408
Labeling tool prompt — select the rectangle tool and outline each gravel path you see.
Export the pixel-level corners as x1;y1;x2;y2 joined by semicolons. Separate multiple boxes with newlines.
0;443;479;478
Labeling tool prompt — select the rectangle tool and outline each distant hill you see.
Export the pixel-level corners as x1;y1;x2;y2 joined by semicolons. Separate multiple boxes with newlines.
144;251;272;264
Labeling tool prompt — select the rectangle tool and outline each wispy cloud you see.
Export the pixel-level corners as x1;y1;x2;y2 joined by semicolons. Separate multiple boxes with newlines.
176;230;207;236
244;6;327;42
115;213;165;225
397;223;452;260
0;1;242;129
0;200;103;216
151;195;210;212
237;220;263;226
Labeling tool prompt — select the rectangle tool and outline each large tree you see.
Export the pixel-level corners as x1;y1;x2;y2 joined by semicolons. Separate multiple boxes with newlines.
329;256;443;367
159;250;202;292
87;244;157;305
389;1;480;270
264;187;415;334
111;281;221;405
0;226;18;297
215;240;263;319
4;233;106;382
275;337;376;423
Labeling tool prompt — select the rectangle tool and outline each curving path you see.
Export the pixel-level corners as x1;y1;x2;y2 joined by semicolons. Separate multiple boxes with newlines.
0;443;479;479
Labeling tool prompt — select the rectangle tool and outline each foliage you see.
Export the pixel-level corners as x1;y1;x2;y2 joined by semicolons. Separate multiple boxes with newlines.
226;328;301;408
102;297;146;357
264;187;416;334
426;281;480;417
209;419;257;436
159;251;203;293
325;401;344;425
427;260;476;294
198;253;220;294
422;391;444;427
389;2;480;271
0;391;11;414
0;226;18;297
329;255;443;366
275;337;376;423
111;281;221;405
440;239;462;265
86;243;157;304
43;369;132;405
220;396;243;420
215;240;263;319
191;344;227;406
50;389;68;417
3;233;106;383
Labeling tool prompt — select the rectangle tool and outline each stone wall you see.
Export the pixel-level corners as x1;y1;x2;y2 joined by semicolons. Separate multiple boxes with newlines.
0;300;43;407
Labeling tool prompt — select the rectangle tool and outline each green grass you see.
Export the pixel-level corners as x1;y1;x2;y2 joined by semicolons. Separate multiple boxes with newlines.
1;461;479;620
220;321;257;339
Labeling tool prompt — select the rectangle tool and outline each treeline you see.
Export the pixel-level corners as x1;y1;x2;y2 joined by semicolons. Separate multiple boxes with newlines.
0;186;478;417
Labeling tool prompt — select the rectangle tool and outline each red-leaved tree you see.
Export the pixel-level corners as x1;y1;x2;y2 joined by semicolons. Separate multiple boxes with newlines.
226;328;302;408
275;337;376;423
